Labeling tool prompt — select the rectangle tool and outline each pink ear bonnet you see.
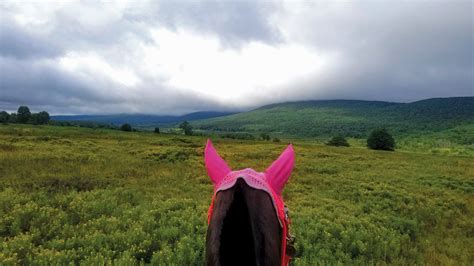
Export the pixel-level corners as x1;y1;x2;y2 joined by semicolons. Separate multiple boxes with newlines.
204;139;295;265
204;139;294;196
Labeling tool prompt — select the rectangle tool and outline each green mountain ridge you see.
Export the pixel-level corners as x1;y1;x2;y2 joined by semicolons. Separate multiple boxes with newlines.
193;97;474;138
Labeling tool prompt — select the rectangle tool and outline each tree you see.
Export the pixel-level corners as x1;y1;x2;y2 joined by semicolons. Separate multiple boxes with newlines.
326;136;350;147
120;123;132;132
8;113;18;123
154;127;160;134
17;106;31;123
179;121;193;135
37;111;50;124
28;111;49;125
0;111;9;124
29;113;40;125
367;129;395;151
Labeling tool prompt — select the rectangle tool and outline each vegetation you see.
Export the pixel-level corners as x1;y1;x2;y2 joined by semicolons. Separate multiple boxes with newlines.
0;106;50;125
193;97;474;138
397;124;474;155
8;113;18;123
260;133;271;141
0;111;8;124
179;121;193;136
154;127;160;134
219;132;256;140
30;111;51;125
0;124;472;264
17;106;31;123
50;120;118;130
326;136;350;147
367;129;396;151
120;123;133;132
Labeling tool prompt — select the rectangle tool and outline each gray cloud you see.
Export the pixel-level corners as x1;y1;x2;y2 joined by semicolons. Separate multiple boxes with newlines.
0;15;63;59
147;0;282;47
265;0;473;103
0;56;232;115
0;0;281;114
0;0;472;115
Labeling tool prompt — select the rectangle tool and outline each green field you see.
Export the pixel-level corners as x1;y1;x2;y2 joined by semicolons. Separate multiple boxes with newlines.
0;125;473;264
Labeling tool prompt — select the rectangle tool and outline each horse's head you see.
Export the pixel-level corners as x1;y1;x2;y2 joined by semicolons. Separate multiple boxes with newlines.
204;139;294;266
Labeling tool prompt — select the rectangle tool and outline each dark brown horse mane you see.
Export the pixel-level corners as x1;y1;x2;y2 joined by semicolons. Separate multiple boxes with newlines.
206;179;282;266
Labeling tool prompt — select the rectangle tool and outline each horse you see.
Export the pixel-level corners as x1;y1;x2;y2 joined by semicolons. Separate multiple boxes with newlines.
204;139;295;266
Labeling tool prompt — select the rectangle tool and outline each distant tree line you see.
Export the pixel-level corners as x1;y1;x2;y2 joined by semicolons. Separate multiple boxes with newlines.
0;106;50;125
51;120;119;130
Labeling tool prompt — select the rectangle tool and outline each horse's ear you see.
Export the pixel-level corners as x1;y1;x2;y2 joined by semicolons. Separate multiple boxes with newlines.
204;139;231;186
265;144;295;195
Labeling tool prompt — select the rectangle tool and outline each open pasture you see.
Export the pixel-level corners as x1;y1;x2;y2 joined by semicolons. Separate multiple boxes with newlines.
0;125;472;264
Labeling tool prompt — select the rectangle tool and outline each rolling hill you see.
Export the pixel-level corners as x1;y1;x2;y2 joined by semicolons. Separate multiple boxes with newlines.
193;97;474;138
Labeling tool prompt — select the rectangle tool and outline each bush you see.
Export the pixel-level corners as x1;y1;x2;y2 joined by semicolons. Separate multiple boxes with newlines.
121;123;132;132
260;133;271;141
272;137;281;142
154;127;160;134
220;133;255;140
326;136;350;147
367;129;395;151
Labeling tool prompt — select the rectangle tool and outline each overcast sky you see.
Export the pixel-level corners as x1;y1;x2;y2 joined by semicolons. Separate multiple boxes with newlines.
0;0;472;115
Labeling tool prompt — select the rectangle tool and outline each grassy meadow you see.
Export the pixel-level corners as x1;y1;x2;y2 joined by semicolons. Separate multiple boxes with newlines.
0;124;473;264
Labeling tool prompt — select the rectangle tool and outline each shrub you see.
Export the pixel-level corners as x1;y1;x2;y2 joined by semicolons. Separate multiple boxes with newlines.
220;133;255;140
367;129;395;151
121;123;132;132
154;127;160;134
260;133;271;141
326;136;350;147
272;137;281;142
